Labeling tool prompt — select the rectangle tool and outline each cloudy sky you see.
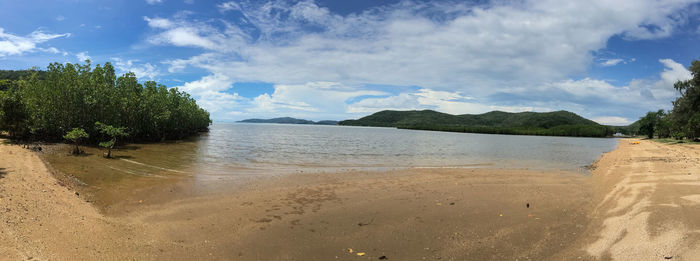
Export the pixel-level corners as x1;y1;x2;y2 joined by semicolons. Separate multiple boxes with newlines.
1;0;700;125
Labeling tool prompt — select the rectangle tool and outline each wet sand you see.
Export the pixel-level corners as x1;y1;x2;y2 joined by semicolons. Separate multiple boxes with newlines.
1;139;699;260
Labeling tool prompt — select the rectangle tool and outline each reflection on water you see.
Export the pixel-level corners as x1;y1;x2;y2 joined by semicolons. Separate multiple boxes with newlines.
41;123;618;208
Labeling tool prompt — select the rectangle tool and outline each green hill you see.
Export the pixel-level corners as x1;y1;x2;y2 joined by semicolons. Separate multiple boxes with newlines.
339;110;613;137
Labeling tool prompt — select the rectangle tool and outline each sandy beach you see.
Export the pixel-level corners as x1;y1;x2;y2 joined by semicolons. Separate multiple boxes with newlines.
1;139;699;260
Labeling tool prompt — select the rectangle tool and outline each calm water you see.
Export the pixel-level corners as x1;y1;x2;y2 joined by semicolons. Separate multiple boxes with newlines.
41;123;618;207
190;123;618;175
43;123;619;187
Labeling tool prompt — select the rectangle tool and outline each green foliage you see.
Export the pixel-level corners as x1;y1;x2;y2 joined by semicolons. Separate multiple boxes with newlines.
98;140;115;149
638;110;666;139
95;122;129;158
636;59;700;141
63;128;89;141
0;83;30;138
0;69;45;91
0;62;211;142
340;110;611;137
666;60;700;140
672;132;686;140
62;128;88;155
95;121;128;138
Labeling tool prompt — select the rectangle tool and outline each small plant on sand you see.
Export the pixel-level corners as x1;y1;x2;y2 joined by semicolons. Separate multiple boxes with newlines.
95;122;128;158
63;128;88;155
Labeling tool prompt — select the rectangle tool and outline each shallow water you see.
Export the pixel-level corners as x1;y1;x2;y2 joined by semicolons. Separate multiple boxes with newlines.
41;123;618;208
197;123;617;172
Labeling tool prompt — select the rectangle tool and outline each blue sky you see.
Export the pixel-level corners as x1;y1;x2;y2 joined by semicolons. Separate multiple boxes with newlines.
1;0;700;125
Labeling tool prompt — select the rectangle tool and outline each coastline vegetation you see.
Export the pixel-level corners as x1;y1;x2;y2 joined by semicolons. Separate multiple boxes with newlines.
636;60;700;141
0;61;211;144
340;110;614;137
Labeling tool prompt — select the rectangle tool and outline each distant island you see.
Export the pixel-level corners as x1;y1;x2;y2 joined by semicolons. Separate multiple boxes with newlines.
238;117;338;125
339;110;617;137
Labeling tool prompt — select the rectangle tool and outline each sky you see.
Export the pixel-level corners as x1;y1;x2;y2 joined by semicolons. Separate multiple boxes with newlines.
1;0;700;125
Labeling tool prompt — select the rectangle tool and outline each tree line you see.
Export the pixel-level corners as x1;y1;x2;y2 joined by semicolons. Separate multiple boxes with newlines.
398;124;612;137
638;60;700;140
0;61;211;145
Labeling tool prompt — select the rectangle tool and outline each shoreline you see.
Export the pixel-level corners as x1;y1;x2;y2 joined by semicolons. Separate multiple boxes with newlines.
1;139;699;259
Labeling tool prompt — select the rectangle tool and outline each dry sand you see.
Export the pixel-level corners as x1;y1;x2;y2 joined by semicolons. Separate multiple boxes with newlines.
1;138;699;260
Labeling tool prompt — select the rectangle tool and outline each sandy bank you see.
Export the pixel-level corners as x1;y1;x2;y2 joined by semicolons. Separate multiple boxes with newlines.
1;138;698;260
0;141;154;260
575;140;700;260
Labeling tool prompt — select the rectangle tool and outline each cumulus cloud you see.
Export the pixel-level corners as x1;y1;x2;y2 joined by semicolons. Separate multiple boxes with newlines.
111;58;160;80
144;17;174;29
148;0;698;121
591;116;633;125
150;0;697;88
145;0;163;4
143;16;249;51
0;27;70;57
76;51;90;62
347;89;483;115
659;58;693;84
248;82;385;114
503;59;693;124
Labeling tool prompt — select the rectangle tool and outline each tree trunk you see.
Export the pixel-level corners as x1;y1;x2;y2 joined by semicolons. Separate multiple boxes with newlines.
107;137;116;158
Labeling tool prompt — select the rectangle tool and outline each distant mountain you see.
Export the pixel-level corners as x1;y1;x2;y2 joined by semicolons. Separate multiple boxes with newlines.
339;110;613;137
238;117;338;125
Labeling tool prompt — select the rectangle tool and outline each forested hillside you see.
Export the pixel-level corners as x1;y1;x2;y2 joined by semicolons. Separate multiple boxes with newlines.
0;62;211;142
340;110;612;137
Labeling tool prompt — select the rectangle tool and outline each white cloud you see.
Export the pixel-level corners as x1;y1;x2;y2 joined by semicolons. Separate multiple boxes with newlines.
150;0;698;121
76;51;90;61
56;15;66;21
218;1;241;12
525;59;692;123
179;73;234;94
143;16;249;51
347;89;481;115
145;0;163;4
659;58;693;85
592;116;632;125
151;0;697;91
111;58;160;80
143;17;174;29
599;57;636;67
249;82;385;114
0;27;70;57
600;58;624;67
